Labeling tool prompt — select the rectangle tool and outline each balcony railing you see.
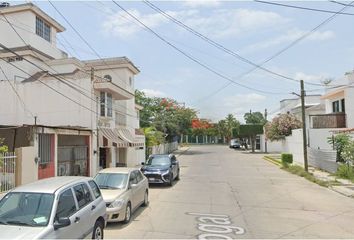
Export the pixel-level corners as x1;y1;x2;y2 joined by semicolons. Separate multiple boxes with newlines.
310;113;346;129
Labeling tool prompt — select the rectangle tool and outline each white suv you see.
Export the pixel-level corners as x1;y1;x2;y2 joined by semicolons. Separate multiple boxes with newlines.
0;176;107;239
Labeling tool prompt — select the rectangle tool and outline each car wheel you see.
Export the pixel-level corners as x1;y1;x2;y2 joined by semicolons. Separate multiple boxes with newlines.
92;220;104;240
176;169;180;181
123;202;131;224
142;190;149;207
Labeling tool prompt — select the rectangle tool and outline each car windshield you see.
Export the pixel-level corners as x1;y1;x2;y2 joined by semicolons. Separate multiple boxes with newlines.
146;156;171;166
95;173;128;189
0;192;54;227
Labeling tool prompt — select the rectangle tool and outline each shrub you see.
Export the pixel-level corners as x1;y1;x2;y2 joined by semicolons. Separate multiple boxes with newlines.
281;153;293;165
328;134;352;162
336;164;354;181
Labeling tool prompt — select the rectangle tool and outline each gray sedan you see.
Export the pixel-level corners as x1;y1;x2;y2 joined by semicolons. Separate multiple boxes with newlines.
95;168;149;223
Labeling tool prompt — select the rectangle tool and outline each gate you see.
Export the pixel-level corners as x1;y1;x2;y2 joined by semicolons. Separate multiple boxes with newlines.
0;152;16;192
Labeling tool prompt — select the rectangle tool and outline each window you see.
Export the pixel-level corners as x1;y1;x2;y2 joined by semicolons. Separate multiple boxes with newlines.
136;170;144;182
107;93;112;117
341;99;345;112
129;171;138;185
100;92;105;117
38;134;52;164
104;75;112;81
73;184;92;209
100;92;113;117
89;180;101;198
332;100;340;113
332;99;345;113
36;16;51;42
56;189;77;219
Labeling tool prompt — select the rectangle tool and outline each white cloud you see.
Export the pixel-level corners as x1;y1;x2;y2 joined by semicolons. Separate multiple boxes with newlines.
103;8;289;39
183;0;221;8
141;89;166;97
246;29;335;52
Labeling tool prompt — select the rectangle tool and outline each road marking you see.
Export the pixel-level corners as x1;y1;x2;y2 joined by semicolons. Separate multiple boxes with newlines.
187;212;245;239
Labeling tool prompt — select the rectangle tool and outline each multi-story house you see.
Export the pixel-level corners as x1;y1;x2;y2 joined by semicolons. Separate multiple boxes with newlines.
0;3;145;186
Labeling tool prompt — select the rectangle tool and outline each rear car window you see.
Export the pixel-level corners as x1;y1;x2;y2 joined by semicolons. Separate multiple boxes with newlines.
89;180;101;198
73;184;92;209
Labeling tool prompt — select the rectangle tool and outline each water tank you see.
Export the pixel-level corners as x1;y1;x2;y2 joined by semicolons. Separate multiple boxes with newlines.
0;2;10;8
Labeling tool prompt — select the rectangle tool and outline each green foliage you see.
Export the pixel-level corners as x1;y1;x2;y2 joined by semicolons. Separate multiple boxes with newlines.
281;153;293;165
328;133;352;163
239;124;263;153
342;140;354;164
143;127;164;147
239;124;263;136
216;115;240;141
135;89;197;141
282;164;329;187
244;111;267;125
335;164;354;181
0;139;8;168
265;113;301;141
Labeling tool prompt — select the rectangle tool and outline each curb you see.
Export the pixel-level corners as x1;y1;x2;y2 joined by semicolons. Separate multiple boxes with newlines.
175;147;190;157
263;156;282;167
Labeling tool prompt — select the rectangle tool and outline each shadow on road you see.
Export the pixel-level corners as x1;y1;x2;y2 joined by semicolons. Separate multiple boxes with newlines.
181;150;212;155
105;205;148;230
148;179;180;189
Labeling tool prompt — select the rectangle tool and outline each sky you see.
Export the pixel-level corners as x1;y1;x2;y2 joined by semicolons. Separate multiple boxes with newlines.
26;1;354;122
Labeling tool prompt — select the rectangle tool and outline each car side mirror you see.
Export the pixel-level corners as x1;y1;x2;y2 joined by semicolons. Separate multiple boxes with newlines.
54;217;71;230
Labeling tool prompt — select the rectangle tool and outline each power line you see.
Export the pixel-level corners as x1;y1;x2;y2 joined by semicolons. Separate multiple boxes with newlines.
0;13;142;119
194;0;353;102
48;0;131;90
330;1;354;8
254;0;354;16
112;1;283;95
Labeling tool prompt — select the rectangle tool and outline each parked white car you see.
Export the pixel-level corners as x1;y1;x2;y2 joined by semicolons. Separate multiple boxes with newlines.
95;168;149;223
0;176;107;239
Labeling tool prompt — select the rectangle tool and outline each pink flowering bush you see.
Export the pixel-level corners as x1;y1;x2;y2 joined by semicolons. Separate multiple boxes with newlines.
265;113;301;141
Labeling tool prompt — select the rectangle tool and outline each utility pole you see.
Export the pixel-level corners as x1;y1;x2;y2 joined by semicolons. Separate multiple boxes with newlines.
264;108;267;153
300;80;308;172
91;67;100;173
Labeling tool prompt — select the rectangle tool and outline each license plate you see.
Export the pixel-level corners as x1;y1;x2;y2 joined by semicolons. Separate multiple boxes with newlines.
149;178;155;181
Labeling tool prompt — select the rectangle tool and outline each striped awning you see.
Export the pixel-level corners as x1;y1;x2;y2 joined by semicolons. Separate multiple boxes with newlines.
99;128;129;148
116;128;145;147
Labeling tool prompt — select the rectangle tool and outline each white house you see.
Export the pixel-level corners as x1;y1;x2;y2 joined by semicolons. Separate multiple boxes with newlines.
0;3;145;185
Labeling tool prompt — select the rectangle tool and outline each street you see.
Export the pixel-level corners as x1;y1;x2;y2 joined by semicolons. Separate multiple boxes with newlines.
106;145;354;239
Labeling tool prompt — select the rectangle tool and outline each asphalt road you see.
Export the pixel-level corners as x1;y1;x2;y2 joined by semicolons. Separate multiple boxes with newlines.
106;145;354;239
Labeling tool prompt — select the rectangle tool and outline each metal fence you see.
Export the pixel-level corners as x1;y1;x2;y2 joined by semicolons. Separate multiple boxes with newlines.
0;152;16;192
308;148;338;173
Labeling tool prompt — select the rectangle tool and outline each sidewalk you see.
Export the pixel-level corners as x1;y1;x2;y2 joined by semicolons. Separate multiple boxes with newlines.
173;146;190;157
309;167;354;198
264;154;354;198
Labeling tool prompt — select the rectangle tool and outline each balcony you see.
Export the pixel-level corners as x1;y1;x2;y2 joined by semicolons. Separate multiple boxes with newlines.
310;113;347;129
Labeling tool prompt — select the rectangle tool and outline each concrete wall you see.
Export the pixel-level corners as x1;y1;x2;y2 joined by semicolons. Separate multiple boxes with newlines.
0;11;65;59
15;146;38;186
345;87;354;128
307;128;347;150
0;77;94;128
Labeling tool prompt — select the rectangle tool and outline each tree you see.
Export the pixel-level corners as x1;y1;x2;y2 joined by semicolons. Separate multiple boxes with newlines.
239;124;263;152
342;140;354;164
328;133;352;162
265;113;301;141
225;114;240;142
244;111;267;125
0;139;8;168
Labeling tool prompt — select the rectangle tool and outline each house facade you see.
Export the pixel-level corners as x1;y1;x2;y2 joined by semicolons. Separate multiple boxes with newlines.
0;3;145;186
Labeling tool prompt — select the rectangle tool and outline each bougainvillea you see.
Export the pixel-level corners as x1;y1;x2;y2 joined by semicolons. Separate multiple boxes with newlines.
265;113;301;141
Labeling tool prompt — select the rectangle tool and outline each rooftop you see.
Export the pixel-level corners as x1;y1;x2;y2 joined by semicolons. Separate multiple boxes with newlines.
11;176;92;194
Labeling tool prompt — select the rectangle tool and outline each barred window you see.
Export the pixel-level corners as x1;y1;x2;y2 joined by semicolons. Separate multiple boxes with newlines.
107;93;112;117
38;134;52;164
36;16;51;42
